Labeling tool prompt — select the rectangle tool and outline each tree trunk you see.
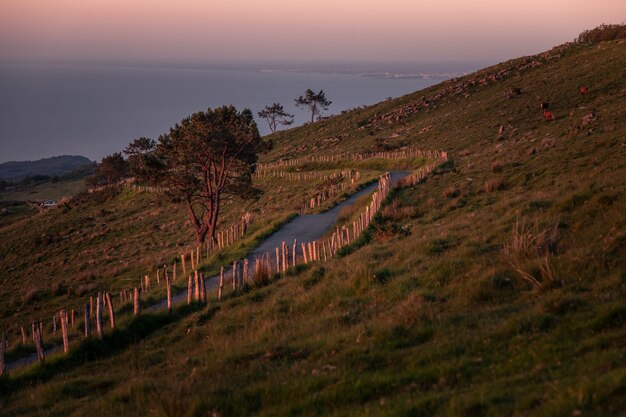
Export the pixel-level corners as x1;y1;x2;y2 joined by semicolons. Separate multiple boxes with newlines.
197;223;209;246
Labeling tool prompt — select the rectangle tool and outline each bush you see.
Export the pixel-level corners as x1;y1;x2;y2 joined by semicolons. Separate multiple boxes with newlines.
577;24;626;44
592;304;626;332
381;198;417;219
22;287;40;304
372;268;394;284
484;178;503;193
51;281;65;296
443;186;460;198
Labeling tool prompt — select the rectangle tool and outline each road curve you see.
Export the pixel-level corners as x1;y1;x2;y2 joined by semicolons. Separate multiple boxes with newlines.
6;171;408;371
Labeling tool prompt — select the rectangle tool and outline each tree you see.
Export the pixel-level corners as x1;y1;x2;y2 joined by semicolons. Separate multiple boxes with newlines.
123;137;157;180
257;103;294;133
86;152;129;187
295;89;332;123
154;105;262;245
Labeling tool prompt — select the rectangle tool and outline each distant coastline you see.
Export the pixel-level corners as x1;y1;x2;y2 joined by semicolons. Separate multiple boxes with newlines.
0;61;487;163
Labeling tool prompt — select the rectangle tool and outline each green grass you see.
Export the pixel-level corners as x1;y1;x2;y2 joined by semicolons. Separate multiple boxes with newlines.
0;39;625;416
0;178;86;202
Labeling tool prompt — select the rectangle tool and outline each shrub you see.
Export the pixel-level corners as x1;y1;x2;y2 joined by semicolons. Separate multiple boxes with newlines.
541;137;556;148
22;287;39;304
427;238;454;255
577;24;626;44
592;304;626;331
484;178;503;193
303;267;325;289
381;198;417;219
443;186;460;198
51;281;65;296
371;268;394;284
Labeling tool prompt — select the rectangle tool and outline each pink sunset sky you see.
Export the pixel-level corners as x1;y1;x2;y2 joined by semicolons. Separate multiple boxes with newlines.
0;0;624;62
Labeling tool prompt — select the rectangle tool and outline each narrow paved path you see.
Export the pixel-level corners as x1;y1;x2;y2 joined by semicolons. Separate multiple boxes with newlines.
166;171;408;304
6;171;408;371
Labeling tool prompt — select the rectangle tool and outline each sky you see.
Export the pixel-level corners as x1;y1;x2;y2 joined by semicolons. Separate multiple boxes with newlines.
0;0;624;63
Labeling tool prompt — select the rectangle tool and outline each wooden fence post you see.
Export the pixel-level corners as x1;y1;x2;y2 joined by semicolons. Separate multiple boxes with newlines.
166;272;172;313
302;243;308;264
293;239;297;267
187;276;193;305
20;326;27;345
133;288;141;316
71;309;75;329
96;292;103;338
200;273;206;303
219;266;224;301
243;259;248;287
34;323;45;362
232;261;237;291
276;247;280;272
60;310;69;353
194;271;200;301
181;254;186;275
84;304;91;337
105;292;115;329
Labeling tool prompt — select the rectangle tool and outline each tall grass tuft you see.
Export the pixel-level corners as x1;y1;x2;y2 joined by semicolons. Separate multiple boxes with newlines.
502;216;560;290
251;255;272;288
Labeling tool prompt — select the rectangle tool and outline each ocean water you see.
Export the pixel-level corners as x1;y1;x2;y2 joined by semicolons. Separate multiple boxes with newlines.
0;63;455;163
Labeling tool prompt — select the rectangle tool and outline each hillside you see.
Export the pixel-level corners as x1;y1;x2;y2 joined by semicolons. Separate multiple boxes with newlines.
0;155;91;182
0;38;625;417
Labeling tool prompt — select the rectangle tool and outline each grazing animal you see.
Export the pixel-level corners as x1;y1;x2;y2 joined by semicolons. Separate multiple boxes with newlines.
543;111;556;121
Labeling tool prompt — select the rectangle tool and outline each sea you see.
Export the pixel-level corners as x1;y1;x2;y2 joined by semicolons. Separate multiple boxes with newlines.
0;61;488;163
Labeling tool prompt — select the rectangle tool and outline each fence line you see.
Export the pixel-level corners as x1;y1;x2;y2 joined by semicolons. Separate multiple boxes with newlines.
2;149;447;373
257;147;445;172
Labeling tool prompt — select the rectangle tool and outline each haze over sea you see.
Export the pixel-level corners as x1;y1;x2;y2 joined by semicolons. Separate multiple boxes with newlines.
0;61;488;163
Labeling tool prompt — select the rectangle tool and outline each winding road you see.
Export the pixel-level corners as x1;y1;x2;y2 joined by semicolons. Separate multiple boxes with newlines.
6;171;408;371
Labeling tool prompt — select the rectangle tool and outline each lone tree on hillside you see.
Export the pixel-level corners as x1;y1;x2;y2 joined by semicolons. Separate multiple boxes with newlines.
295;89;332;123
258;103;294;133
123;137;157;179
153;105;262;245
86;152;129;187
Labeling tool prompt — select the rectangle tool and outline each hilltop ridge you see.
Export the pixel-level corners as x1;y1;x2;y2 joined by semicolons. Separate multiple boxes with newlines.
0;155;92;181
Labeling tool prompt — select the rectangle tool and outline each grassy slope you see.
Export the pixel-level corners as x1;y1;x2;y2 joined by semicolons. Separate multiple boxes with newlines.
1;40;625;416
0;178;86;202
0;166;385;335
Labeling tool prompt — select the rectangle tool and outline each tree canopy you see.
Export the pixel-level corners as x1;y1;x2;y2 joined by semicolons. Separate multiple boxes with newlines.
154;105;262;245
123;137;157;180
257;103;294;133
295;89;332;123
86;152;129;187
